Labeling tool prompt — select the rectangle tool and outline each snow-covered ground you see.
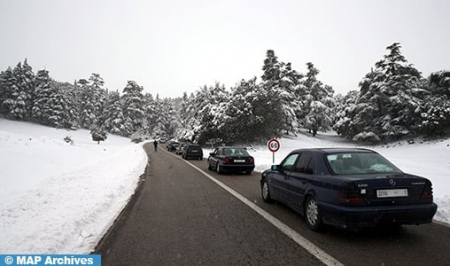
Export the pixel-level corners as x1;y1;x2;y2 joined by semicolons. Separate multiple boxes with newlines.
0;118;148;253
1;119;449;253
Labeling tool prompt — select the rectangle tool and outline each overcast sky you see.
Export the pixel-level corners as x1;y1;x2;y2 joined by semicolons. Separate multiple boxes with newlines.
1;0;449;98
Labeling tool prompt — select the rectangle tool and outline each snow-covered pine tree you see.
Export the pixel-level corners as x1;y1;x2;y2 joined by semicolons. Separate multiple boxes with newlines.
332;90;358;138
223;78;283;144
5;61;35;120
101;90;126;135
0;67;17;115
78;79;98;129
194;83;230;144
416;70;450;136
88;73;107;120
32;69;55;125
91;125;107;144
301;62;334;136
351;43;427;142
261;50;303;135
122;80;145;136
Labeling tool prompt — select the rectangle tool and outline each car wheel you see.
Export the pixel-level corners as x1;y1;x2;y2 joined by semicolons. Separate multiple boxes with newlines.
246;170;252;175
216;163;222;174
208;162;212;170
261;180;273;203
305;196;322;231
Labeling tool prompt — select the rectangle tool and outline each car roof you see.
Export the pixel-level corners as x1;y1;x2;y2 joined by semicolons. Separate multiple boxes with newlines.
289;148;376;154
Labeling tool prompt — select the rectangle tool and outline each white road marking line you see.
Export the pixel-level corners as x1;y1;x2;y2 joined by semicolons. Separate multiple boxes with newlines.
176;155;344;266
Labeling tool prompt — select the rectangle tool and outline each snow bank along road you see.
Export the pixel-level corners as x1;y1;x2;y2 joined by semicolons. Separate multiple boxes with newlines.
97;144;450;266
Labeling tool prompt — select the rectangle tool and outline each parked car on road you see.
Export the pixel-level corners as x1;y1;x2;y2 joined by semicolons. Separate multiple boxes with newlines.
175;142;188;155
182;144;203;160
260;148;437;231
167;141;179;152
207;147;255;174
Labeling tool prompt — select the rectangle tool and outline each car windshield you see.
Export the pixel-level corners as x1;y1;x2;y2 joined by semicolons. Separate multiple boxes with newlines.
223;148;250;156
326;152;402;175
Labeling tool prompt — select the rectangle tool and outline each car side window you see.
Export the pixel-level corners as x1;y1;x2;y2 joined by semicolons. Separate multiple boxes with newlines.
295;153;313;174
281;154;299;172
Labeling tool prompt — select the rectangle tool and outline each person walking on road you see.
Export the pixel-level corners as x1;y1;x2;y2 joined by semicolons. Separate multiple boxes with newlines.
153;140;158;152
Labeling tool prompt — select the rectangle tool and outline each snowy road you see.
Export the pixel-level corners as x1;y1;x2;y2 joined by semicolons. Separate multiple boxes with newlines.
98;143;450;266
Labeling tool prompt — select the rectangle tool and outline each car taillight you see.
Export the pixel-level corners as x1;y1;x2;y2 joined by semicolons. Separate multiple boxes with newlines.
223;157;231;164
248;157;254;164
339;182;364;203
420;183;433;199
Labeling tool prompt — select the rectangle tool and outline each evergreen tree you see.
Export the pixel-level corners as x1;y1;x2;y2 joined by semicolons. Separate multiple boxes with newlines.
301;62;334;136
78;79;97;129
0;67;17;115
32;69;55;125
261;50;303;135
415;70;450;136
91;125;107;144
101;90;126;135
4;61;35;120
350;43;426;142
122;80;145;136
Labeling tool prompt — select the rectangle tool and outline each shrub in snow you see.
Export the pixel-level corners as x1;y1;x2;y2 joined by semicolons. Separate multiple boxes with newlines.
64;136;74;145
91;127;107;144
352;131;381;144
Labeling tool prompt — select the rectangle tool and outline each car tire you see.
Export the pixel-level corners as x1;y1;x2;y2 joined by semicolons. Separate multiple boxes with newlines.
246;170;252;175
261;180;273;203
305;196;322;231
208;162;212;170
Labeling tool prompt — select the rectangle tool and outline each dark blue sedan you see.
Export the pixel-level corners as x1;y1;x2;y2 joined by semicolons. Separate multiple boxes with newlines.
260;148;438;231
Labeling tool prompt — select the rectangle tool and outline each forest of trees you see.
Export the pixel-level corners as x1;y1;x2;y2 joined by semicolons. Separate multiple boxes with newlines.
0;60;177;142
1;43;449;145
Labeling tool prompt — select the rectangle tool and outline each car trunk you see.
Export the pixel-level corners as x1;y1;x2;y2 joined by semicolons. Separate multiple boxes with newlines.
340;174;433;206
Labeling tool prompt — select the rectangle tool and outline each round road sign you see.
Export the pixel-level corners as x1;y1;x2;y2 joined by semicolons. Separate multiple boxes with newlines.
267;139;280;152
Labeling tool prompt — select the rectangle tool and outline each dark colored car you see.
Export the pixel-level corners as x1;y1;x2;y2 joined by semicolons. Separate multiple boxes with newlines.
260;148;437;231
207;147;255;174
167;141;179;151
182;144;203;160
175;142;187;155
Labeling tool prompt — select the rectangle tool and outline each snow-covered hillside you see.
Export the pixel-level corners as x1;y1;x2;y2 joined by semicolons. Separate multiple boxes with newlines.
0;118;448;253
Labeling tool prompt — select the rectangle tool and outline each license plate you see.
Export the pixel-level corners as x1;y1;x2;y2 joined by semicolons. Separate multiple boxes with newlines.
192;150;198;152
234;159;245;163
377;189;408;198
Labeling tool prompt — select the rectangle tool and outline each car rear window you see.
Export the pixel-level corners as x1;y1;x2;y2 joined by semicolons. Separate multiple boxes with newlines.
223;148;250;156
326;152;402;175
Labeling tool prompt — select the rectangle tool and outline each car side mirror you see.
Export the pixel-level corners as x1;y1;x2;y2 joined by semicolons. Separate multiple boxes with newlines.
271;165;281;171
209;152;215;156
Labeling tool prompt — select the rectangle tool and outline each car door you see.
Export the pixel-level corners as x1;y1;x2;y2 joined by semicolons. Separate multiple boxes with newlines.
208;148;220;167
270;153;299;204
287;152;314;212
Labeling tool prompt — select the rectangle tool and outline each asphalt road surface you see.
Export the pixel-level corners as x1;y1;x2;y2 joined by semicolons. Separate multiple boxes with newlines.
97;144;450;266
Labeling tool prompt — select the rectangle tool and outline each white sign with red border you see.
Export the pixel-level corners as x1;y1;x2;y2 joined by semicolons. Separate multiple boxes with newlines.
267;139;280;152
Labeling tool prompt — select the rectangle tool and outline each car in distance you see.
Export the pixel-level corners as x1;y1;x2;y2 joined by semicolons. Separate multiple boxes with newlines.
260;148;437;231
175;142;187;155
182;144;203;160
167;141;179;152
208;147;255;174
